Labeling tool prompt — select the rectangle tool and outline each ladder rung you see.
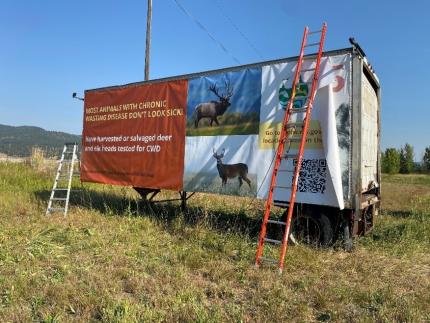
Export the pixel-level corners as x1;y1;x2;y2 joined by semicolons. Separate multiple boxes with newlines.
51;198;67;201
274;185;292;190
286;137;301;143
308;29;322;35
293;95;309;100
277;169;294;173
54;188;68;191
264;238;282;245
48;207;65;211
282;153;297;159
267;219;286;226
290;107;308;113
300;68;315;73
273;200;290;207
259;256;278;264
305;42;320;48
285;122;303;129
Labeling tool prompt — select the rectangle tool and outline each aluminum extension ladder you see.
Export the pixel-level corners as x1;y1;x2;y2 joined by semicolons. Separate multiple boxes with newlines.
46;143;80;216
255;23;327;272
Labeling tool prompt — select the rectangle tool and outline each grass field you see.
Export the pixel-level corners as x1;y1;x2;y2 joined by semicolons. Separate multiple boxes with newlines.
0;163;429;322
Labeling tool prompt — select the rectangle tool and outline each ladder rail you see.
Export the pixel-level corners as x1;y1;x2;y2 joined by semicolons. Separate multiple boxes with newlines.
64;144;77;216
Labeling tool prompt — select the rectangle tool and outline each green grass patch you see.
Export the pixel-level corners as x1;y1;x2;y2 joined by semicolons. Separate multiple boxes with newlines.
186;122;259;136
382;173;430;186
0;163;429;322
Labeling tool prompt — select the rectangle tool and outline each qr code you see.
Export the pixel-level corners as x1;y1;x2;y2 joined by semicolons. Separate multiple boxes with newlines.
293;159;327;194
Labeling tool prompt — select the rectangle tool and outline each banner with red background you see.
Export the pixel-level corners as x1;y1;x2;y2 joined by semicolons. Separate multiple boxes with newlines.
81;80;187;190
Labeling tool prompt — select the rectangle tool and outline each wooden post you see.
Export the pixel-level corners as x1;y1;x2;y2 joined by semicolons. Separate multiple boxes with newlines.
145;0;152;81
180;191;187;212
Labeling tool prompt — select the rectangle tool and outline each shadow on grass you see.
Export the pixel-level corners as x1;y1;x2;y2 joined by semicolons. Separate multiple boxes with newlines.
382;209;413;218
34;188;262;239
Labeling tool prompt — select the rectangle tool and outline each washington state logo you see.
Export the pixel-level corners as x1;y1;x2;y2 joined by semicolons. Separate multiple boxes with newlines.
278;76;309;110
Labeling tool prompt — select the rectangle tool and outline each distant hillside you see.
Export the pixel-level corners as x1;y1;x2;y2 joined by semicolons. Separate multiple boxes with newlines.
0;124;81;157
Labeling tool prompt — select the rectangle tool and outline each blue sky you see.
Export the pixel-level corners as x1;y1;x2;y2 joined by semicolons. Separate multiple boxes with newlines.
1;0;429;160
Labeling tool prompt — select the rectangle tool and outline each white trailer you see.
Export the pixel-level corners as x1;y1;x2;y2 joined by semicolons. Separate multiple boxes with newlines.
82;42;380;246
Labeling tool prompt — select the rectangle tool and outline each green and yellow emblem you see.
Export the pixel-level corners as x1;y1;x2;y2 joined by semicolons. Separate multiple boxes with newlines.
278;76;309;110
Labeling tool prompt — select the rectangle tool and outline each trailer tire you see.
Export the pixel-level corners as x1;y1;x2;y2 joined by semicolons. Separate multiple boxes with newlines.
289;212;333;247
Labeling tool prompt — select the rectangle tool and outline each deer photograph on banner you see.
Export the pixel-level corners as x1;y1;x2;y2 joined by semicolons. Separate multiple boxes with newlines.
183;135;259;197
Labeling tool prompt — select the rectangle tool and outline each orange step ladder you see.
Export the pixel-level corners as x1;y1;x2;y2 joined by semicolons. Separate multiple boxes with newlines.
255;23;327;272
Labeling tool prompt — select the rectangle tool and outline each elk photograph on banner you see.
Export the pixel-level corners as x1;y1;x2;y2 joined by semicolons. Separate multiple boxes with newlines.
186;68;261;136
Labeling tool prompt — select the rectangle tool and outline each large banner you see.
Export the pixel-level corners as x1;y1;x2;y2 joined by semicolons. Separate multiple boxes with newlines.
81;80;187;190
82;54;351;209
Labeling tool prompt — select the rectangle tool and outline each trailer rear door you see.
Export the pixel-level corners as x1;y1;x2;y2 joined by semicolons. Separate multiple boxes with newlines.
361;71;379;191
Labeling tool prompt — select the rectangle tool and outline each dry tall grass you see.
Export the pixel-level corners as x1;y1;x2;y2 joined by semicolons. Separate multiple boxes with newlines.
0;164;429;322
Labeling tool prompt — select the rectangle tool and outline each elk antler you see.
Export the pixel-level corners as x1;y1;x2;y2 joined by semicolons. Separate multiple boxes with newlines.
208;84;222;99
224;80;234;99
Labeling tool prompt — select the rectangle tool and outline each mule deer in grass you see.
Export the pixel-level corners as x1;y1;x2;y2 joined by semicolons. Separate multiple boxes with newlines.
213;148;251;188
194;80;234;128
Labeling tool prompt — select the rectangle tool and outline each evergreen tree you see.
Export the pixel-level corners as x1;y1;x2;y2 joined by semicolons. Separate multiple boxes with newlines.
382;148;400;174
423;147;430;172
399;143;414;174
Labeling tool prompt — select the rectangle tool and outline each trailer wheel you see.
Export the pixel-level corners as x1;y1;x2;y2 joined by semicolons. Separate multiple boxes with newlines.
289;212;333;247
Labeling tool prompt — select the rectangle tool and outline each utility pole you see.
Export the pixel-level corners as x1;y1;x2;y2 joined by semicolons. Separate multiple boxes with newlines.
145;0;152;81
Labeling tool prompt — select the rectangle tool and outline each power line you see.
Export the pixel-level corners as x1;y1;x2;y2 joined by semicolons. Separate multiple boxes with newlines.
172;0;241;65
213;0;265;60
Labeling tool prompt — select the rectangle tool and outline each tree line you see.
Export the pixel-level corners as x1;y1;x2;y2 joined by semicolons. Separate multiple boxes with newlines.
382;143;430;174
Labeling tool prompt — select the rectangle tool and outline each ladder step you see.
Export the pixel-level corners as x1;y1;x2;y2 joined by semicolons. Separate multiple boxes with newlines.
48;207;65;211
286;137;301;143
285;122;303;129
274;185;292;190
54;188;68;191
277;169;294;173
292;95;309;101
264;238;282;245
290;107;308;113
259;256;278;264
308;29;322;35
51;198;67;201
305;42;320;48
273;200;290;207
282;153;297;159
300;68;315;73
267;219;287;226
